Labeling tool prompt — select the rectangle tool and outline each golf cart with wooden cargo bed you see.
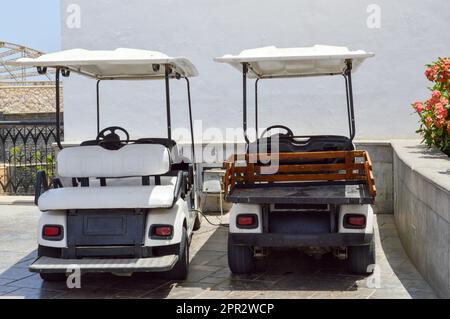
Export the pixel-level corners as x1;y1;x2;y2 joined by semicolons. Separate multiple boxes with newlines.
9;48;202;281
215;45;377;275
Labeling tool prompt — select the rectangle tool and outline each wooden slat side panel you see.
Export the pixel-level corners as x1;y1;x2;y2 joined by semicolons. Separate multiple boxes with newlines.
248;150;366;162
364;161;376;197
245;154;254;185
363;152;376;196
364;152;374;170
256;163;366;174
223;150;377;198
255;174;367;183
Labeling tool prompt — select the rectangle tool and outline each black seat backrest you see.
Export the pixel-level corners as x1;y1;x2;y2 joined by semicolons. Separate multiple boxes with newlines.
134;138;177;151
248;135;355;165
80;140;99;146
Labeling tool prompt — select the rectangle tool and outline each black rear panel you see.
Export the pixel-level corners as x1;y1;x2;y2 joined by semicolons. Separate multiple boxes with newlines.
66;210;146;258
268;211;331;235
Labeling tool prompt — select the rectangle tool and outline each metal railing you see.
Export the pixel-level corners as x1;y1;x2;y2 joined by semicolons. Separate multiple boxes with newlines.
0;120;63;195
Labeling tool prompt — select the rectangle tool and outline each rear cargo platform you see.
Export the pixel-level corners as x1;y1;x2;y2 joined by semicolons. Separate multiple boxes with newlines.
223;151;377;205
226;182;374;205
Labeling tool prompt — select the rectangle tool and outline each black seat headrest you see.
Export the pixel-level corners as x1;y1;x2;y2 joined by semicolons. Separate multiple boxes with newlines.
134;138;177;150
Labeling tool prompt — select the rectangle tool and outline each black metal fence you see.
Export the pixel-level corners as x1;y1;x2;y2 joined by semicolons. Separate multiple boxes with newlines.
0;121;63;195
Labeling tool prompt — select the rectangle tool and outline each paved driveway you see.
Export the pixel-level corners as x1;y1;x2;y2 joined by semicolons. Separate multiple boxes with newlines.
0;205;437;299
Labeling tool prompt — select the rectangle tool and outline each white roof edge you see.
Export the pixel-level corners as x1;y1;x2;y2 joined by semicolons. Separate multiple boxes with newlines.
214;45;375;63
7;48;199;79
214;45;374;78
214;52;375;63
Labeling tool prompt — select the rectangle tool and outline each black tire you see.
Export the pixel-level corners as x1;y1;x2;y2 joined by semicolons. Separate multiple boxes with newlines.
39;273;67;282
193;212;202;231
166;228;189;280
348;236;376;275
228;234;255;274
37;246;67;282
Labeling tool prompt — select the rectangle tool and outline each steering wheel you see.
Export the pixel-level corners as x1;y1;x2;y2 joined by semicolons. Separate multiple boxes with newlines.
96;126;130;149
261;125;294;139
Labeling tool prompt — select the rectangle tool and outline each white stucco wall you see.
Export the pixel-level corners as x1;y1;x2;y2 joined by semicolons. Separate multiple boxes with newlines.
61;0;450;142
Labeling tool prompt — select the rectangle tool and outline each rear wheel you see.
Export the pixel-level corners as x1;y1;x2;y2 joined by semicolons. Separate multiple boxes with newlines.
38;245;62;258
228;234;255;274
37;246;67;282
39;273;67;282
166;228;189;280
348;236;376;275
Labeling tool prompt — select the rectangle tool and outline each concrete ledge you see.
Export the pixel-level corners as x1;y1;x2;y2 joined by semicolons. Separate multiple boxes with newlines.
393;140;450;298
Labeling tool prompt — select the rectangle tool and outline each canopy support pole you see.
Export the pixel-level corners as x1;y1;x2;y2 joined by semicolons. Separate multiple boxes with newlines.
344;60;356;141
243;63;250;145
185;78;196;165
165;65;172;140
96;80;101;135
184;77;199;209
344;75;352;139
254;78;261;153
255;79;260;140
55;68;63;150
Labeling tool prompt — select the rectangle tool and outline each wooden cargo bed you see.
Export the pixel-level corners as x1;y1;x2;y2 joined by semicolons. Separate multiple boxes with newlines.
224;151;376;205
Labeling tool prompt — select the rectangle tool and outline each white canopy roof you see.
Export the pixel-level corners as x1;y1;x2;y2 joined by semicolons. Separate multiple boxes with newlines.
215;45;374;79
7;48;199;80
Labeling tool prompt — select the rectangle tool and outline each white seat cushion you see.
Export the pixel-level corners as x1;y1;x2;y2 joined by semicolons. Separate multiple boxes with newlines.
57;144;171;178
38;185;176;211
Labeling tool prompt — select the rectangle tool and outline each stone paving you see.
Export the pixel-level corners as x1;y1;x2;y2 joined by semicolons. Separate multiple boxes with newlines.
0;205;438;299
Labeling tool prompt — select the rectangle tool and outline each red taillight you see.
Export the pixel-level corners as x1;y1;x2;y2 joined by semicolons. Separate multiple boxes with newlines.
345;215;366;228
237;216;254;226
236;215;258;229
43;225;62;238
152;226;173;239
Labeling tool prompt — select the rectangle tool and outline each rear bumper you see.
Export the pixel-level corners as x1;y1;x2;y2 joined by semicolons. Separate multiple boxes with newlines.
29;255;178;274
229;233;373;248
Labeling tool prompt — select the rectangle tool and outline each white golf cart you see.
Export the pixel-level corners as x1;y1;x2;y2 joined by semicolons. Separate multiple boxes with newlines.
9;48;202;281
215;45;377;274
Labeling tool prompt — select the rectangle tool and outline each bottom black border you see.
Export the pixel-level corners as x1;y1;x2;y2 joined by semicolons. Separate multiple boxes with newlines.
0;299;445;318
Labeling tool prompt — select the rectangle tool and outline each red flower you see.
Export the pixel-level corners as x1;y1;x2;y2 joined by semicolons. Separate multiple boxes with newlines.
448;122;450;135
435;103;448;119
413;101;424;114
434;117;445;129
432;90;441;100
425;66;437;81
426;99;435;110
443;59;450;70
425;117;433;128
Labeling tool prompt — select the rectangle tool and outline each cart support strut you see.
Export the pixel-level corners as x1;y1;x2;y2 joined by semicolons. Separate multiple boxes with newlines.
185;77;196;165
55;68;63;150
96;80;101;135
344;60;356;141
165;65;172;140
243;59;358;143
243;63;250;144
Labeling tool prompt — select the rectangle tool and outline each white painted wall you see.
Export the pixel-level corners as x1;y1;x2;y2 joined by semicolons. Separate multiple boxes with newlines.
61;0;450;142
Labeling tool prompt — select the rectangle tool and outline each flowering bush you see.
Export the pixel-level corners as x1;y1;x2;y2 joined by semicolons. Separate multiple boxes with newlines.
412;57;450;156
